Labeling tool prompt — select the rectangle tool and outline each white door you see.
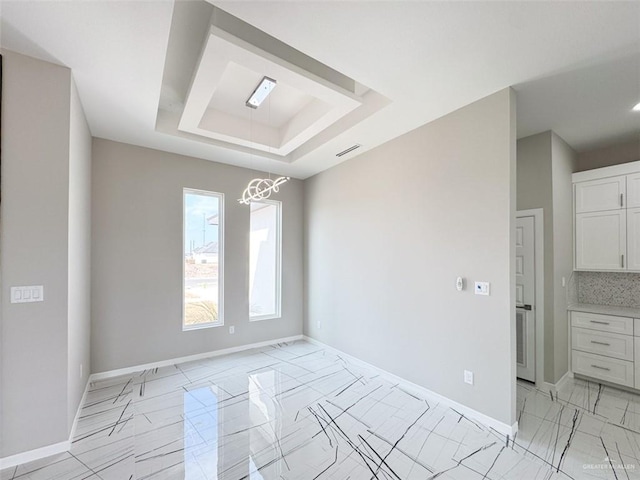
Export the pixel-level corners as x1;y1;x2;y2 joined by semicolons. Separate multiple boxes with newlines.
627;173;640;208
575;176;625;213
516;216;535;382
575;210;626;270
628;207;640;271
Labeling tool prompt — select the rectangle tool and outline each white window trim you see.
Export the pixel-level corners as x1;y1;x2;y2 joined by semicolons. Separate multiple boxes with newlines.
249;199;282;322
182;188;224;331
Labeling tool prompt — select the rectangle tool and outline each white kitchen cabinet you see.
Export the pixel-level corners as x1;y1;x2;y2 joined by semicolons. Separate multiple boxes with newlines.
575;176;625;213
569;310;637;389
627;207;640;272
571;311;634;335
572;327;634;361
575;210;626;270
628;173;640;208
573;350;635;387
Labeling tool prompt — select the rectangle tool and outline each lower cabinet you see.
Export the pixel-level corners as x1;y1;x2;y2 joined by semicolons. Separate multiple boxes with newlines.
570;311;637;388
572;350;634;387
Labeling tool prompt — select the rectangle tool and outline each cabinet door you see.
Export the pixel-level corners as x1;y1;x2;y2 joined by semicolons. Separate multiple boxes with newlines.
628;207;640;271
575;210;626;270
627;173;640;208
575;176;626;213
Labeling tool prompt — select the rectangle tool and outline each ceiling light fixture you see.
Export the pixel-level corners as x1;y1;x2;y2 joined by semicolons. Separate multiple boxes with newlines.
239;76;288;205
238;176;290;205
633;102;640;112
246;76;277;109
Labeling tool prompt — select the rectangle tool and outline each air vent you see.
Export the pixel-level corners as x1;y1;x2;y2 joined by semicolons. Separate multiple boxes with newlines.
335;144;361;157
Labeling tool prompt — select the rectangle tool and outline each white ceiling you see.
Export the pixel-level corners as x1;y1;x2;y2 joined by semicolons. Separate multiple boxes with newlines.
1;0;638;179
166;11;369;159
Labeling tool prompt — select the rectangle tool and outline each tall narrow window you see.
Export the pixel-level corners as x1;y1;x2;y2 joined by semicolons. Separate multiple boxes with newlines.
183;189;223;329
249;200;281;320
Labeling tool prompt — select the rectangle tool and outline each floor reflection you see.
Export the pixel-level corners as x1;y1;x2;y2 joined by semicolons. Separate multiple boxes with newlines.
184;387;219;479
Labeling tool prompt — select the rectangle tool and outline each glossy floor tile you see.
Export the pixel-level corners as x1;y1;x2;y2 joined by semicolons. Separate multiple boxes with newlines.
2;340;640;479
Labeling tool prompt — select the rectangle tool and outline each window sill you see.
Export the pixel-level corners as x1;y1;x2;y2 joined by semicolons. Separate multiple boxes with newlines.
182;322;224;332
249;314;281;322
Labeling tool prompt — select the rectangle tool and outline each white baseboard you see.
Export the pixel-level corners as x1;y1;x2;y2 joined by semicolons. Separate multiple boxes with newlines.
0;334;304;469
91;334;304;381
0;440;70;470
69;377;92;443
542;371;572;394
0;377;92;470
554;371;571;392
303;336;518;437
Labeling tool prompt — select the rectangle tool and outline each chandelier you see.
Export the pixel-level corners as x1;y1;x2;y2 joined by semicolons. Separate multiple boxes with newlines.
238;76;290;204
238;176;290;205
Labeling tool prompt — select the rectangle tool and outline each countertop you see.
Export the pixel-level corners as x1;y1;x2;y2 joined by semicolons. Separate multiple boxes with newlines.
568;303;640;318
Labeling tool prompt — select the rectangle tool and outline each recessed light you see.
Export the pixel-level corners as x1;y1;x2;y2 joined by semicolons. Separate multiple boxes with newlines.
633;102;640;112
246;77;277;109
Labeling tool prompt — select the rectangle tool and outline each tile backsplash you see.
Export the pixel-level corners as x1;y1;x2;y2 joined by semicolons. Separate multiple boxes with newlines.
575;271;640;307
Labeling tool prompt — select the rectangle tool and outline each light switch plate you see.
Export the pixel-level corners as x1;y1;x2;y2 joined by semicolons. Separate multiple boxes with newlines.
464;370;474;385
11;286;44;303
474;282;490;296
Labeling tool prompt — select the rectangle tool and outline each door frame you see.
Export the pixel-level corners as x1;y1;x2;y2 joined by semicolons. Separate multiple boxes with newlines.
516;209;545;387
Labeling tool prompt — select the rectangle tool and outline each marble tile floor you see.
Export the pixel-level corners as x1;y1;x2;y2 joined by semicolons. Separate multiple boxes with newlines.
2;340;640;479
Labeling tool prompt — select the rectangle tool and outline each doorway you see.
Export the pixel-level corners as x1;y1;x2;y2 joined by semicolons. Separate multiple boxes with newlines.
516;210;545;386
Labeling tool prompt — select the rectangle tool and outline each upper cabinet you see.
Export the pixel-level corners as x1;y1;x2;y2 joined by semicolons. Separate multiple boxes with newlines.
575;210;626;270
627;173;640;208
573;161;640;272
627;208;640;271
575;176;625;213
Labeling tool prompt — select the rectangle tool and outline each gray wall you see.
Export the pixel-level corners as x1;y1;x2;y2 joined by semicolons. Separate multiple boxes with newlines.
304;89;517;426
1;51;72;456
577;137;639;172
90;139;303;373
550;133;577;382
516;132;554;382
67;79;92;430
516;130;576;384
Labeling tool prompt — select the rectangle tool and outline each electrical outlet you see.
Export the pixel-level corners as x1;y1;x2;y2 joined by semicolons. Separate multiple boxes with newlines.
464;370;474;385
229;326;235;334
317;321;322;330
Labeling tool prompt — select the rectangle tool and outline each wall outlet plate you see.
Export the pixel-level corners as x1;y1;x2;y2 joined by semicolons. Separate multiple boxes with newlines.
229;326;235;334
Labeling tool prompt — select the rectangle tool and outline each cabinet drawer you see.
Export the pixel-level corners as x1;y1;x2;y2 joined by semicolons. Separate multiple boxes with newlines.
572;328;633;361
571;311;633;335
572;350;634;387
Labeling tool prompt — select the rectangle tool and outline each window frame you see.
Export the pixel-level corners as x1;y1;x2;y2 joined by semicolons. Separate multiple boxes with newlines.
182;188;224;331
249;199;282;322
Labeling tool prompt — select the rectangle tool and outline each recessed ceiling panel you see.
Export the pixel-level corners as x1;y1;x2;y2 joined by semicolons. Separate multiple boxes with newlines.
157;5;387;162
207;62;314;130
